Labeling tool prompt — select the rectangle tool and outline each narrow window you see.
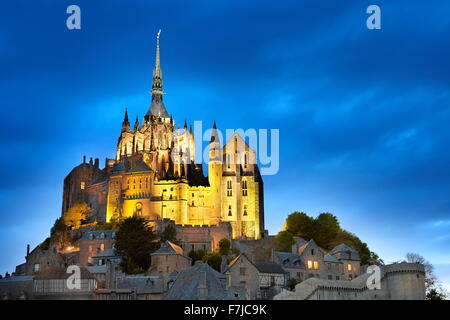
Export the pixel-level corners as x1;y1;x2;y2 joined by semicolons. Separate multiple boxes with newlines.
228;205;232;216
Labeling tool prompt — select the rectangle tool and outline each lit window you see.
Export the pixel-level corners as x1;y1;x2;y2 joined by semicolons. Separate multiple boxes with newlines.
100;244;105;251
307;260;313;269
347;263;352;271
80;182;85;190
314;261;319;270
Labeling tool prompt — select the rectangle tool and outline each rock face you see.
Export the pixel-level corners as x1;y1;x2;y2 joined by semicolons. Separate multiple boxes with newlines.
274;262;426;300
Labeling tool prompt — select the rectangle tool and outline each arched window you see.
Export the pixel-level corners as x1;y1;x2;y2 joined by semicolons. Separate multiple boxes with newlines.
242;180;247;196
228;205;232;216
243;204;247;216
227;180;232;197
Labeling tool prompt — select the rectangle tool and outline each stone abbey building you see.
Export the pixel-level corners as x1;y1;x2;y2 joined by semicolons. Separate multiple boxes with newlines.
61;31;265;240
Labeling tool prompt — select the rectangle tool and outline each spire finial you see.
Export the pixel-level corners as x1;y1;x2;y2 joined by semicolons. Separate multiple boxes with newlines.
151;29;164;96
156;29;161;69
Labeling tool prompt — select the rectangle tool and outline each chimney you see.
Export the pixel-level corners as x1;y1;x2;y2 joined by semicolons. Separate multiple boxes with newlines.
26;244;30;257
89;157;93;165
197;270;207;300
94;158;99;169
83;155;86;164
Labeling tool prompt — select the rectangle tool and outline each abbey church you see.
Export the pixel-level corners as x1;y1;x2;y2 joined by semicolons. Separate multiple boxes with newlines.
61;31;265;240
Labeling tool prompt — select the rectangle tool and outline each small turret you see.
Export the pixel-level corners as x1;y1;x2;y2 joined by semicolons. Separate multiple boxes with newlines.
134;115;139;132
121;108;130;132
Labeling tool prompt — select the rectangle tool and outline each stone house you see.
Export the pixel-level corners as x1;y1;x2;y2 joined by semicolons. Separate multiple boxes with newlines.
78;230;117;266
275;240;361;283
225;253;287;300
165;262;231;300
329;244;361;280
149;240;191;276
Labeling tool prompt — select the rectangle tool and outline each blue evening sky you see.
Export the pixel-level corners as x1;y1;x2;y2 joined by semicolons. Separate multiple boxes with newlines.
1;1;449;290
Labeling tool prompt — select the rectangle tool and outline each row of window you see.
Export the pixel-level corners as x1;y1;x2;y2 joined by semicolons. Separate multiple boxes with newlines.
228;205;248;216
227;180;248;197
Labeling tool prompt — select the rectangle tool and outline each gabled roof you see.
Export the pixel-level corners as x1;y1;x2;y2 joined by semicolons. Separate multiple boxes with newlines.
164;263;230;300
80;230;117;240
227;254;287;275
273;252;305;269
34;266;96;280
324;253;343;264
152;240;184;255
128;160;151;173
329;243;360;261
254;261;287;274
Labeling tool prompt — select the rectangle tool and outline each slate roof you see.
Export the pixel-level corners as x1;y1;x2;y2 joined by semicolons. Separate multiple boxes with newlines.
111;162;126;173
148;95;169;118
128;160;151;173
80;230;117;240
165;263;230;300
254;261;287;274
86;265;108;274
324;253;343;264
34;266;96;280
117;275;165;294
273;252;305;269
152;240;184;255
330;244;361;261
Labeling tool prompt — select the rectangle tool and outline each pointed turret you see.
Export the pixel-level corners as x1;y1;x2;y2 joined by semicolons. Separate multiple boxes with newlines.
210;121;219;143
184;120;187;130
134;115;139;132
147;29;169;118
122;108;130;132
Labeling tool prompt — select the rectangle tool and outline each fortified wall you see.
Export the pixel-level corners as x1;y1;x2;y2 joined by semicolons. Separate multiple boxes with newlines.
274;262;426;300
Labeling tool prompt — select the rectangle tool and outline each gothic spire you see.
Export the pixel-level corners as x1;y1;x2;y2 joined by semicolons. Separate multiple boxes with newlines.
151;29;163;95
122;108;130;132
147;29;169;118
134;115;139;131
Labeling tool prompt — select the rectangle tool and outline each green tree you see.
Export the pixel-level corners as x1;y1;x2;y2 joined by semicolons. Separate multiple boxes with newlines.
285;212;314;239
159;224;179;244
218;238;231;256
313;213;340;249
202;252;222;272
188;249;206;265
274;230;295;252
115;217;159;273
283;211;379;265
